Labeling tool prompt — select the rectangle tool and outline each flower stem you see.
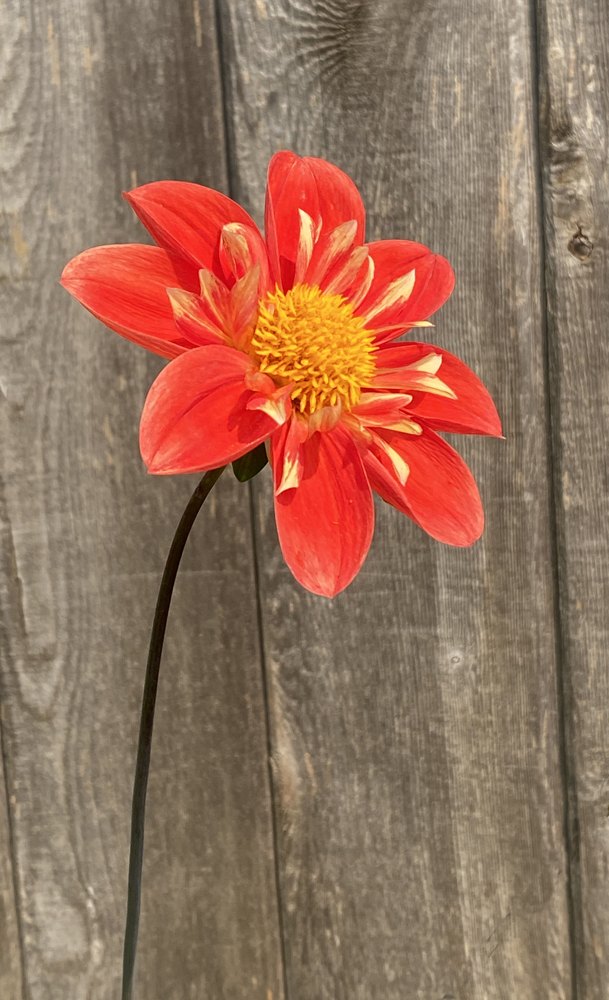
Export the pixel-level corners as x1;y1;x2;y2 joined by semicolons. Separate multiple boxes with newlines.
121;466;226;1000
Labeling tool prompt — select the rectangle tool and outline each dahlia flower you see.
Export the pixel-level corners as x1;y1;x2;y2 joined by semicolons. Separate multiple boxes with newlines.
62;151;501;597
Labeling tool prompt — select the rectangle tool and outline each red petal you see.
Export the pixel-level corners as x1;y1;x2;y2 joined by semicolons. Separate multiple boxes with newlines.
265;151;365;289
352;392;421;433
365;426;484;546
166;288;231;348
357;241;455;339
272;425;374;597
61;244;199;358
377;342;502;436
140;345;281;474
271;415;309;494
124;181;261;273
219;222;271;293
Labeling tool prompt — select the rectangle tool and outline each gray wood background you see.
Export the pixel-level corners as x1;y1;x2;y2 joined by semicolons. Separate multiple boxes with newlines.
1;0;607;997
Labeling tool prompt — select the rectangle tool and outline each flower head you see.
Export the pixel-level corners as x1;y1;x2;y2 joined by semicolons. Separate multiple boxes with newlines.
61;151;502;597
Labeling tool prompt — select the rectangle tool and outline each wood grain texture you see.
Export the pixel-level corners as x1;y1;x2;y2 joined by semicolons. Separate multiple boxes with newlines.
0;722;23;996
218;0;573;996
538;0;609;996
0;1;283;998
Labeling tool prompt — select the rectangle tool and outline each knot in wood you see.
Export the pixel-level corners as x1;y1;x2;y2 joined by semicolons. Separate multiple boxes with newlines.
568;225;593;261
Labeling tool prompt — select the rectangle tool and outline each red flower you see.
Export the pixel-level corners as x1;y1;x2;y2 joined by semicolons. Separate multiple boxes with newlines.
61;152;502;597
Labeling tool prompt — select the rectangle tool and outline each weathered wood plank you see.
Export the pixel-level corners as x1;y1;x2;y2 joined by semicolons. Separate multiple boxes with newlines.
218;0;573;996
0;723;23;998
0;1;283;997
538;0;609;995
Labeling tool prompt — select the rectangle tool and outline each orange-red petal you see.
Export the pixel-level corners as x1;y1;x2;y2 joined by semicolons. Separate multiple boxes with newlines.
357;241;455;340
60;244;200;358
271;415;309;495
124;181;261;274
272;425;374;597
219;222;271;294
365;426;484;546
167;288;231;348
265;151;365;289
377;342;502;436
140;345;282;474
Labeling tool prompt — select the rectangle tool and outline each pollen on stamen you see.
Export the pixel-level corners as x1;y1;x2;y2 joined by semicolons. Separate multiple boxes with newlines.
250;283;377;416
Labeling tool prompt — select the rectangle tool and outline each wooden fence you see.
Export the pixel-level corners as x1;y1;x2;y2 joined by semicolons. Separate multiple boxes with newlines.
1;0;608;996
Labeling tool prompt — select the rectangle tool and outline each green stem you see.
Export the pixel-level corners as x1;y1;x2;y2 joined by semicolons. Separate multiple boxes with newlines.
121;466;226;1000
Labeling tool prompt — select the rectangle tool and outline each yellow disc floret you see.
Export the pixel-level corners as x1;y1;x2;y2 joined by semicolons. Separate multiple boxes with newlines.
250;283;377;415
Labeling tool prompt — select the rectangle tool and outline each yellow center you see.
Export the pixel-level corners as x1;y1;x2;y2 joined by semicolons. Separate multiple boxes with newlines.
250;284;377;415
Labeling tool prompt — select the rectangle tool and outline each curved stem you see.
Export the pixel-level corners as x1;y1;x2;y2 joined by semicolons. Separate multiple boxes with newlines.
121;466;226;1000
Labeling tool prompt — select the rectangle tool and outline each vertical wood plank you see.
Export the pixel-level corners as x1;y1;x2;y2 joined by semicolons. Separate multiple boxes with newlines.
0;0;283;997
218;0;573;996
538;0;609;995
0;725;23;998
